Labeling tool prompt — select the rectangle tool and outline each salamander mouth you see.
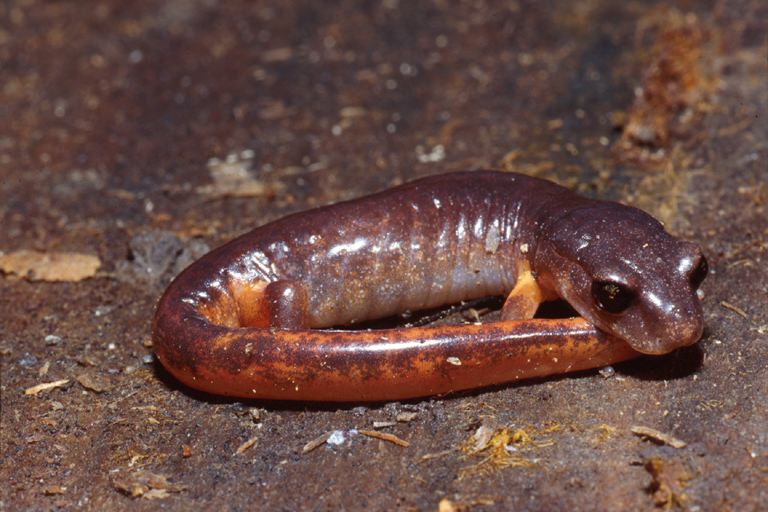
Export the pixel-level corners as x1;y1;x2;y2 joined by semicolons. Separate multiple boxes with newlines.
618;322;704;355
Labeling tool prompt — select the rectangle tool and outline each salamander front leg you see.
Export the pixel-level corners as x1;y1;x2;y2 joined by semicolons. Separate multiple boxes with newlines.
500;270;545;320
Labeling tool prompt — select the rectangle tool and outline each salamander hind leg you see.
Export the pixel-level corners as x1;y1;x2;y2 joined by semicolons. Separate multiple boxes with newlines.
262;280;310;329
234;279;310;329
500;270;545;320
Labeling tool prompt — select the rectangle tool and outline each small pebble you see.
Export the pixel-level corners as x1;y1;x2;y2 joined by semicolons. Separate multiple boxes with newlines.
45;335;62;346
599;366;615;378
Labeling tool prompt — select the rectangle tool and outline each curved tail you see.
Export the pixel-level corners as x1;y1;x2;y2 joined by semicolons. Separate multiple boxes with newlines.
152;297;640;401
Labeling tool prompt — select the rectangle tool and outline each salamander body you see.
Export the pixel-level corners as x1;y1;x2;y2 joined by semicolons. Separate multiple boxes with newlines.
152;171;707;401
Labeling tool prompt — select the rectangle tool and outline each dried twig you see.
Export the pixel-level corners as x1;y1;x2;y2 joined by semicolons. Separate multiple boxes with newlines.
631;426;687;449
358;430;410;447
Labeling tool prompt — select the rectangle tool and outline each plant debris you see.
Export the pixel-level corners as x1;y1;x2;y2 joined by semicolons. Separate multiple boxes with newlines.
631;426;687;449
114;471;188;499
613;6;715;152
643;455;692;508
720;301;748;318
235;434;259;455
418;449;455;464
460;424;554;477
25;380;69;395
471;424;495;452
42;485;67;495
197;151;285;200
358;430;410;447
77;373;111;393
302;431;334;454
0;250;100;282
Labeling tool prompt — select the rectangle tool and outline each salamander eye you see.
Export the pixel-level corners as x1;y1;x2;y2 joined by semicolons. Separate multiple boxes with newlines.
591;281;635;314
689;255;708;290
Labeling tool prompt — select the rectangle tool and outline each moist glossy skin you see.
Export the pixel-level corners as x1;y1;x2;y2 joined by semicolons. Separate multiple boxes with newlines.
151;171;707;401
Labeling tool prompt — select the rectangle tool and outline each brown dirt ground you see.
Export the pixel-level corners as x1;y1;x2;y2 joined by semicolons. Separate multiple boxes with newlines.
1;0;766;510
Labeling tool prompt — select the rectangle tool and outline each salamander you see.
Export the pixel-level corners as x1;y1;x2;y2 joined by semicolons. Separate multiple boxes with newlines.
151;171;707;401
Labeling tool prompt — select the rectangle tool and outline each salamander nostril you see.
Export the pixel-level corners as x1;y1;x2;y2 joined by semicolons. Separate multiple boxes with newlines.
689;255;708;290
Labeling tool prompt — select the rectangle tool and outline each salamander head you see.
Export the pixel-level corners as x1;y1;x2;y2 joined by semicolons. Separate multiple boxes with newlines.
534;202;707;354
